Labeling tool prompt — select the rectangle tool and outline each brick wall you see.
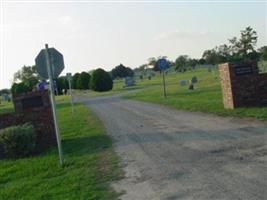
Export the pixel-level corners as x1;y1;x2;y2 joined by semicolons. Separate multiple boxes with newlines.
0;91;56;150
219;62;267;109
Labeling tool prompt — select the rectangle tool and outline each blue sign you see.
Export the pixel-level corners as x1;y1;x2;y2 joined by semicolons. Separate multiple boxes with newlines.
158;58;168;71
38;81;48;91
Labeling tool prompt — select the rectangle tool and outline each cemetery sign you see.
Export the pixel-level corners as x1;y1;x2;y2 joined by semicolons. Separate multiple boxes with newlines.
234;65;254;76
219;61;267;109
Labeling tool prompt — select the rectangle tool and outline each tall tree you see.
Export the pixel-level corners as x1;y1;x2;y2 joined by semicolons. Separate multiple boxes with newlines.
13;65;41;90
238;26;258;57
148;56;170;72
90;68;113;92
111;64;134;79
72;73;81;89
175;55;189;71
77;72;91;90
258;46;267;60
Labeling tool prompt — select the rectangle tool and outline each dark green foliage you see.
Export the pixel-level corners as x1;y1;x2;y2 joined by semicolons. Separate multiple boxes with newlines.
111;64;134;79
13;65;40;90
55;76;68;95
202;26;259;64
77;72;91;90
0;89;10;96
0;123;36;158
72;73;81;89
198;58;206;65
258;46;267;60
11;82;31;95
90;68;113;92
148;57;171;72
175;55;189;71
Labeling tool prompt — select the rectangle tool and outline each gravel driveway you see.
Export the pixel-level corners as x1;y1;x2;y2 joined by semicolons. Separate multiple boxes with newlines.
82;95;267;200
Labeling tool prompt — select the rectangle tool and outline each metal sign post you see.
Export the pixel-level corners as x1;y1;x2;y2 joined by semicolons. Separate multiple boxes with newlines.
44;44;64;166
162;71;166;98
159;58;168;98
66;73;74;114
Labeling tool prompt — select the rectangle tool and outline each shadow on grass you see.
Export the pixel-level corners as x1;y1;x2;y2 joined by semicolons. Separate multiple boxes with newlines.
62;134;112;157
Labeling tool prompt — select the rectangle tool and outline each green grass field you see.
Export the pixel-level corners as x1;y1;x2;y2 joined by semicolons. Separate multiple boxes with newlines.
125;67;267;120
0;103;122;199
0;101;14;114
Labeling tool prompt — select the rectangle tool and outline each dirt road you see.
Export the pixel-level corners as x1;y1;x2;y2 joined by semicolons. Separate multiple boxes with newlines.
83;95;267;200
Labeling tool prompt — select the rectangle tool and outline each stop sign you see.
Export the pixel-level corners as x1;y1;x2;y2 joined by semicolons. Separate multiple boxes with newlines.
35;47;65;79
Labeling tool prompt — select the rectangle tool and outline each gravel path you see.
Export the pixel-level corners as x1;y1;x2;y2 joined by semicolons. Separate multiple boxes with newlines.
82;95;267;200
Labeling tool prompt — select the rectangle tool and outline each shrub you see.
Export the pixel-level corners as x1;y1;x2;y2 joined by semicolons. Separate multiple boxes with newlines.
77;72;91;90
11;82;30;95
0;123;36;158
90;68;113;92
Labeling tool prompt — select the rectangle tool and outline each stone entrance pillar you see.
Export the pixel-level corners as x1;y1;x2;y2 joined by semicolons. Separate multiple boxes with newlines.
218;61;259;109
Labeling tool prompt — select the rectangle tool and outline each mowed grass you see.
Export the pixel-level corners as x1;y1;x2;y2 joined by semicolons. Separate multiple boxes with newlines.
125;67;267;120
0;101;14;114
0;103;122;199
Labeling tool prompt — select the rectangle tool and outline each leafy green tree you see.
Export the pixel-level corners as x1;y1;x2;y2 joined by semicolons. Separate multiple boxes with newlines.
72;73;80;89
148;57;158;71
77;72;91;90
90;68;113;92
198;58;206;65
149;56;171;72
13;65;40;90
258;46;267;60
55;77;68;95
175;55;189;71
0;89;10;96
187;59;198;69
228;26;257;60
111;64;134;79
202;27;259;64
11;82;30;95
238;26;258;57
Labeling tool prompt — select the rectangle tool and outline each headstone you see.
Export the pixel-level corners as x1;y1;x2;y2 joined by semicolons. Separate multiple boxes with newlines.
124;77;135;87
191;76;198;83
188;81;194;90
179;80;186;86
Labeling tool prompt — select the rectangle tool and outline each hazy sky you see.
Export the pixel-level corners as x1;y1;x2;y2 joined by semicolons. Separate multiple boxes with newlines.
0;1;266;89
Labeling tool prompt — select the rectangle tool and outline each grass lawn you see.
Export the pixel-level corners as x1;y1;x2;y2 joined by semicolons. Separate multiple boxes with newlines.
0;103;122;199
0;101;14;114
125;67;267;120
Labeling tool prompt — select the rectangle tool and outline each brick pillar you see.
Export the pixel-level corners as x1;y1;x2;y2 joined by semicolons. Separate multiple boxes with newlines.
219;63;234;109
218;61;258;109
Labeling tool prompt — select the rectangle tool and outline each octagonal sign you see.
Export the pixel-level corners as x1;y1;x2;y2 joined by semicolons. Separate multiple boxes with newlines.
35;48;65;79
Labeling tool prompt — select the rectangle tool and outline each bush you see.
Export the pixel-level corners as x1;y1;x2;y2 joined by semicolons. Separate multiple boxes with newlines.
90;68;113;92
0;123;36;158
11;82;31;95
77;72;91;90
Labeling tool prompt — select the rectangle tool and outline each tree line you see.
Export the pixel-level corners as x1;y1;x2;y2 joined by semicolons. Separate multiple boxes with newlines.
10;63;135;95
140;27;267;72
8;26;267;95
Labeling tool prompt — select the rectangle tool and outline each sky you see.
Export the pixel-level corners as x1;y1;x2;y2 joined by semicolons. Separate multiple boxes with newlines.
0;0;266;89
